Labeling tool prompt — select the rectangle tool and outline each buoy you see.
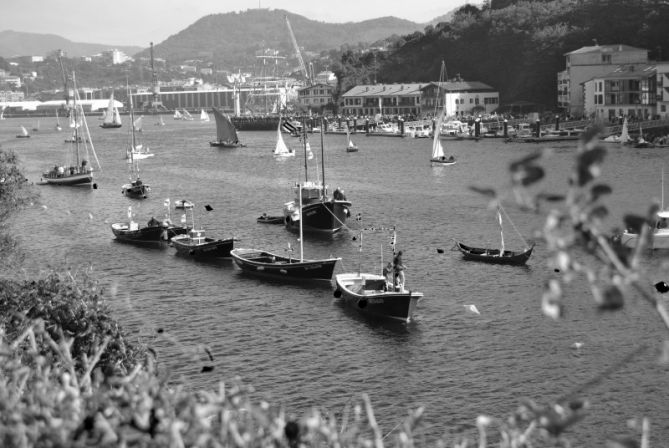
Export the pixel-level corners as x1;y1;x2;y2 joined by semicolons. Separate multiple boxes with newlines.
333;289;341;298
358;299;368;309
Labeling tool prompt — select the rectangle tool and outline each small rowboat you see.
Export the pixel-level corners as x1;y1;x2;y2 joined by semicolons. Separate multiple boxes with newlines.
453;240;534;266
257;214;284;224
174;199;194;209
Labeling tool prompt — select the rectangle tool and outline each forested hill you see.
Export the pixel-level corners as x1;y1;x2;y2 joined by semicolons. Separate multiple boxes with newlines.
0;30;142;58
138;9;423;68
373;0;669;111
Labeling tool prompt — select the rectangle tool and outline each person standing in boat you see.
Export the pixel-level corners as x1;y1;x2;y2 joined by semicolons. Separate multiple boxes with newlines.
393;250;406;292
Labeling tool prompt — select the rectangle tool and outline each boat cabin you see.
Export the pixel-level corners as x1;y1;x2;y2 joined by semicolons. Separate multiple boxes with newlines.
293;181;325;202
188;229;206;243
656;211;669;230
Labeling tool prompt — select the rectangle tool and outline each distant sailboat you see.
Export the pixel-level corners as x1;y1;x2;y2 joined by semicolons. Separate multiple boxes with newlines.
274;118;295;157
156;115;165;126
173;109;183;120
122;83;150;198
100;92;122;128
430;106;456;165
209;108;242;148
0;106;6;120
133;115;143;133
200;109;210;121
16;125;30;138
182;109;194;121
55;109;62;131
345;125;358;152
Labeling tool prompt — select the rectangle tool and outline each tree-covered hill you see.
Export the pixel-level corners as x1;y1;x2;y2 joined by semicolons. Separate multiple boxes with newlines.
373;0;669;111
0;30;142;58
137;9;424;70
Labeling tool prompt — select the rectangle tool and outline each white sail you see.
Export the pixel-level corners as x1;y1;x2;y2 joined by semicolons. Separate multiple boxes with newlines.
431;109;446;159
306;141;314;160
0;106;5;120
620;117;630;144
200;109;210;121
19;125;29;136
133;115;143;132
274;120;294;157
346;126;356;149
102;92;121;126
173;110;183;120
182;109;193;120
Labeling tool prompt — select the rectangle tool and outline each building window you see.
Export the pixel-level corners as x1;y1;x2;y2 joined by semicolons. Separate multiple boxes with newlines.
602;54;611;63
662;105;667;112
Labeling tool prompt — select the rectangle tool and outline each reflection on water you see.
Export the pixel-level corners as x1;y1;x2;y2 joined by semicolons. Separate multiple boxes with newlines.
2;117;669;444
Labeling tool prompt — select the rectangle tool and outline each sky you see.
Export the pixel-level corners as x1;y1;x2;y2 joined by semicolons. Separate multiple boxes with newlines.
0;0;474;47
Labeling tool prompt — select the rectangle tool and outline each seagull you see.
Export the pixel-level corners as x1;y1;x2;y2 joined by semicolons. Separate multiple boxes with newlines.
464;304;480;315
41;204;48;210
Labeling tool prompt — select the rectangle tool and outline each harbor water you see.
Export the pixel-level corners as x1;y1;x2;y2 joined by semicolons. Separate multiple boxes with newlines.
1;116;668;445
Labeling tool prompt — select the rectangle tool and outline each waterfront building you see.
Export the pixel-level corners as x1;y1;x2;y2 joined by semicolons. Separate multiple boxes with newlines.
558;44;648;116
583;64;657;120
656;62;669;119
420;79;499;117
340;83;424;117
297;83;335;113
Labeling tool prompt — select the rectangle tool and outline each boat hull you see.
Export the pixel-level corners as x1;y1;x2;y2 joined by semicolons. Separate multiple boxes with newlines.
172;237;234;258
209;141;240;148
230;248;339;280
122;182;150;199
430;157;456;165
334;273;423;322
111;223;188;244
621;230;669;249
454;241;533;265
42;171;93;186
230;116;280;131
284;200;352;234
100;123;122;129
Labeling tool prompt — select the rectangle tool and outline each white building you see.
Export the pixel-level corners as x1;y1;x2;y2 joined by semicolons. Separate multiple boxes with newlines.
421;80;499;117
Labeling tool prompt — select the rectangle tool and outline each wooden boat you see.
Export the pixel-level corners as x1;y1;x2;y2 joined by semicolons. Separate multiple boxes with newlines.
209;108;243;147
111;214;188;244
283;118;351;234
121;85;150;199
100;92;122;128
334;272;424;322
452;205;534;265
453;240;534;265
257;214;284;224
231;248;338;280
174;199;194;209
41;73;100;187
231;182;340;281
171;229;234;258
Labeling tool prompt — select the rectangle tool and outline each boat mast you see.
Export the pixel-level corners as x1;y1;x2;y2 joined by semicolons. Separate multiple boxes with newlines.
72;72;80;166
302;116;308;182
320;116;326;198
299;185;304;262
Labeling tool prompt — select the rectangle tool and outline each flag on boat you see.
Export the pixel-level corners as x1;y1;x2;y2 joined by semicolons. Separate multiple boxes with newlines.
164;198;170;207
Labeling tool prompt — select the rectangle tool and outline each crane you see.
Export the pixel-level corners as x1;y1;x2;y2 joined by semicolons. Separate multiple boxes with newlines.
285;15;311;85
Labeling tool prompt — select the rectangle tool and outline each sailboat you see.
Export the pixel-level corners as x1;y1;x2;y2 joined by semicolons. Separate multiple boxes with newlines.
430;108;456;165
128;115;154;159
55;109;62;131
16;126;30;138
604;117;630;143
41;73;101;186
452;204;534;265
231;182;340;280
282;117;352;234
273;118;295;157
182;109;194;121
173;110;183;120
199;109;210;121
333;223;424;322
156;115;165;126
209;108;243;148
634;123;654;148
121;84;150;199
133;115;143;133
345;125;358;152
0;106;5;120
621;167;669;249
100;92;122;128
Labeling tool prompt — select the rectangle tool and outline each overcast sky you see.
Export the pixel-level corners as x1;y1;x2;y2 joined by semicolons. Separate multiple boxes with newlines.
0;0;474;47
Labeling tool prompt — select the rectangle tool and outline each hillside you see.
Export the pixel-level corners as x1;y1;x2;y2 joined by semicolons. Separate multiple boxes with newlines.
139;9;424;69
0;30;143;58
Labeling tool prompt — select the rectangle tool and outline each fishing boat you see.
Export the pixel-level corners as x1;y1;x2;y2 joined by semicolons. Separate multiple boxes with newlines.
257;213;284;224
121;85;150;199
174;199;194;209
273;117;295;157
171;204;234;258
282;117;352;234
199;109;210;121
333;224;424;322
345;125;358;152
621;168;669;249
209;108;243;148
16;126;30;138
452;204;534;265
231;183;340;281
100;92;122;128
41;73;101;187
111;206;188;244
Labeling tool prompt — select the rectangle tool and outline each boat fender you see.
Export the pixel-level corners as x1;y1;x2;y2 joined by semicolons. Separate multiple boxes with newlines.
344;208;350;217
285;215;292;225
333;289;342;298
358;299;368;309
93;183;98;189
